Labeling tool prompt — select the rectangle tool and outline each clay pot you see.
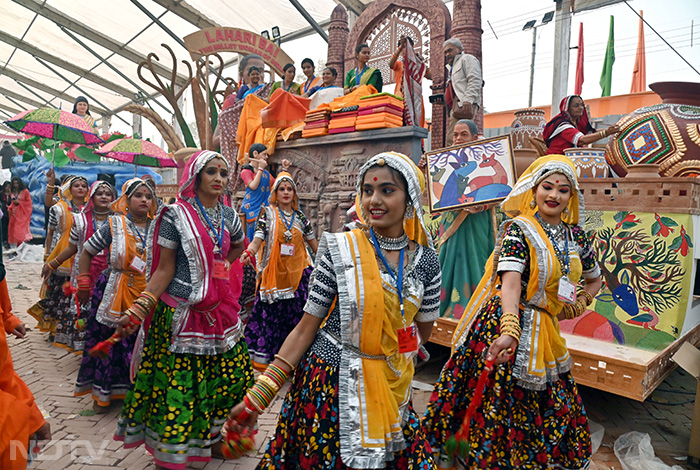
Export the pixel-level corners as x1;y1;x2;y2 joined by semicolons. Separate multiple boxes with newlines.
605;81;700;177
510;108;546;150
624;163;661;178
513;148;538;178
564;148;610;179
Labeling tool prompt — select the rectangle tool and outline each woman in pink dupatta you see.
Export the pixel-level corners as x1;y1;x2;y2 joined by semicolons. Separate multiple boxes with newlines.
114;150;254;470
7;177;32;246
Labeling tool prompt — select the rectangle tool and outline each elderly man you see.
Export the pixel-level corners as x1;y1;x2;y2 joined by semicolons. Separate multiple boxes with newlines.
444;38;483;146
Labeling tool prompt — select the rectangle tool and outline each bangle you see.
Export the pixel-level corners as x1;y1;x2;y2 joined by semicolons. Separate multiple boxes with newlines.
47;258;61;270
578;290;594;306
245;393;264;414
274;354;295;372
77;273;92;290
392;53;399;59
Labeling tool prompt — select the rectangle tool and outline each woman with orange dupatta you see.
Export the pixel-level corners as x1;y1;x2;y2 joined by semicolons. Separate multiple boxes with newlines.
7;177;32;247
32;176;87;342
423;155;602;469
228;152;442;469
240;172;318;370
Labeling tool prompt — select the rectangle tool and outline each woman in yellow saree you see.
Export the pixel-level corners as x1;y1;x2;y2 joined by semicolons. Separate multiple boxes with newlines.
423;155;603;469
229;151;442;469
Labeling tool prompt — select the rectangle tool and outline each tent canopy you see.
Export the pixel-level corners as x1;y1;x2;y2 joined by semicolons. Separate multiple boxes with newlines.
0;0;372;130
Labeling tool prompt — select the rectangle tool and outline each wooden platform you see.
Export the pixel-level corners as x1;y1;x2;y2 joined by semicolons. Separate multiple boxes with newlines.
429;317;700;402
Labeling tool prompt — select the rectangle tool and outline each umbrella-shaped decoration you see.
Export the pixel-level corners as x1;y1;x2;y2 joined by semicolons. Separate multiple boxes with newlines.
95;138;178;175
4;108;103;167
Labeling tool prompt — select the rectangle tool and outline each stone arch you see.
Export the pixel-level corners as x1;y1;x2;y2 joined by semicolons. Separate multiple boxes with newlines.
345;0;452;149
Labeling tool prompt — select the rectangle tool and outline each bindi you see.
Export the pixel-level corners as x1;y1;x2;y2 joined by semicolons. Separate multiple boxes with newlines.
373;177;378;181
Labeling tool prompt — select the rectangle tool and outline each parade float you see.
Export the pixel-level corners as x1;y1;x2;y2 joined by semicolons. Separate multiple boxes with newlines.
430;81;700;401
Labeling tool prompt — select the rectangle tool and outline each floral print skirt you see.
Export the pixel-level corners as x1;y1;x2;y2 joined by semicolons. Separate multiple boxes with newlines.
75;272;136;406
245;266;312;369
257;351;436;470
114;302;255;470
422;296;592;469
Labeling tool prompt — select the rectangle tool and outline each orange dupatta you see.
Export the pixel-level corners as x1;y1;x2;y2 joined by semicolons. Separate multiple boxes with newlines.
257;207;311;302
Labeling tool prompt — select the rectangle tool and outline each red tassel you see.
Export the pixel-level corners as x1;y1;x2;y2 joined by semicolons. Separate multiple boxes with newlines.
63;282;77;297
89;336;119;359
446;347;513;459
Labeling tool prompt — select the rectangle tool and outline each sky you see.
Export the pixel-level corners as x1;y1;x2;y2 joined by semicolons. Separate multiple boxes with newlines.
113;0;700;143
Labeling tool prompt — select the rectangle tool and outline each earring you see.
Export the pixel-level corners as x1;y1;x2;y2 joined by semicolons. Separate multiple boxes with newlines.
563;207;570;215
404;205;415;220
529;200;536;209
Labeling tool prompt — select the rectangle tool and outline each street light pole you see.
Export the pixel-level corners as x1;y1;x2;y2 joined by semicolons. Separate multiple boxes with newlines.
528;26;538;107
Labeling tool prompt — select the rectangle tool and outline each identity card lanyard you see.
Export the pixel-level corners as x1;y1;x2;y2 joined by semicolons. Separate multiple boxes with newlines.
370;228;417;353
303;78;314;94
279;207;295;241
355;65;368;87
195;196;224;251
127;214;147;254
536;213;576;303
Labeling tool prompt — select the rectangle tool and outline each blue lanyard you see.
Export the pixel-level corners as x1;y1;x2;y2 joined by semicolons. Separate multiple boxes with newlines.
370;228;405;321
92;214;108;234
278;207;296;233
127;214;147;252
282;80;294;92
303;77;315;93
196;197;225;250
355;65;368;87
536;213;570;276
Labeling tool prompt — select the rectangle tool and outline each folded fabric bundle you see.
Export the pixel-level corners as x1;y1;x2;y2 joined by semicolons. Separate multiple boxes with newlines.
302;127;329;138
358;105;404;118
305;111;330;122
329;117;357;129
356;114;403;126
261;88;311;129
304;120;330;130
330;110;358;119
356;120;402;131
328;126;356;134
358;94;404;109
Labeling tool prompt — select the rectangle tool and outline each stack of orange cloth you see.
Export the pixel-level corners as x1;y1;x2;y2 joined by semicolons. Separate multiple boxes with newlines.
356;93;405;131
302;108;331;138
328;106;359;134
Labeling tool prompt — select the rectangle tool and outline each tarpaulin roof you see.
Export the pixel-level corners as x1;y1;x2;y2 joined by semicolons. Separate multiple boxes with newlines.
0;0;366;131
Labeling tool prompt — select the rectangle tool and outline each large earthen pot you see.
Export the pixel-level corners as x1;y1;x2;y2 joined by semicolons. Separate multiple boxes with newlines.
564;148;609;179
513;148;538;178
605;81;700;177
510;108;546;150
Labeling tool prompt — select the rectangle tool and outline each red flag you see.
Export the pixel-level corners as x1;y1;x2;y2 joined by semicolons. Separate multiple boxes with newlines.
574;22;584;95
630;10;646;93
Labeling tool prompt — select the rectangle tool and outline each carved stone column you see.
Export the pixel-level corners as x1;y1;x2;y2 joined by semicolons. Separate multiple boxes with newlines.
327;5;349;88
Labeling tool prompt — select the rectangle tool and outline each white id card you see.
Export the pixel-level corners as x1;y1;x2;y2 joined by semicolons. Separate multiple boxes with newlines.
557;277;577;303
281;244;295;256
130;255;147;273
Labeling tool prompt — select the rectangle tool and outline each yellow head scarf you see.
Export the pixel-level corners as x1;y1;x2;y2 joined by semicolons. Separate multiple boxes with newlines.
501;154;584;227
269;171;298;210
110;178;157;217
58;176;88;202
355;151;432;248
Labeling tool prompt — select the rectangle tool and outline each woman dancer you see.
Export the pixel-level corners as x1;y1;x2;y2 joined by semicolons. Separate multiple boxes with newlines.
35;176;87;342
423;155;602;469
229;151;442;469
42;180;116;358
114;151;252;470
7;177;33;248
240;171;318;370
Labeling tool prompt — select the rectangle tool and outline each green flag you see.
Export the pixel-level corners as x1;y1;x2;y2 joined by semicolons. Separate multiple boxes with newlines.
600;15;615;97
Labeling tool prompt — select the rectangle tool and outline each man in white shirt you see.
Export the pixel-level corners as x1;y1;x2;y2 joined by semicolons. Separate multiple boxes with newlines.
444;38;483;146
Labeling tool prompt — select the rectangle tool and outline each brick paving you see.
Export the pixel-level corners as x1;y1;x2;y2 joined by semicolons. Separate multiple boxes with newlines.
6;260;694;469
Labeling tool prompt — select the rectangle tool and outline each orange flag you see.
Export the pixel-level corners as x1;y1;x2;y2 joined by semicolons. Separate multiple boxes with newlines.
630;10;646;93
574;22;584;95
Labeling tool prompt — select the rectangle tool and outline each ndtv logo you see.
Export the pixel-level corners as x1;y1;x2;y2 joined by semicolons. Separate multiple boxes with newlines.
9;439;110;462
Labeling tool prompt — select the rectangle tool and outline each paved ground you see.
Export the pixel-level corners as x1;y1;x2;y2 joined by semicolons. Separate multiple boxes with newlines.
5;260;695;469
